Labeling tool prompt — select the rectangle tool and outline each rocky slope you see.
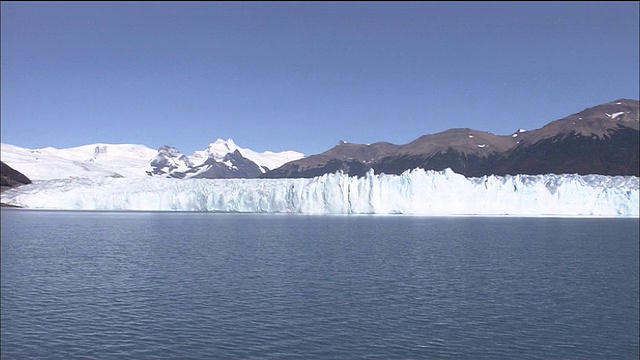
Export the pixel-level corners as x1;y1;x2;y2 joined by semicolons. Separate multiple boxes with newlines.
1;161;32;192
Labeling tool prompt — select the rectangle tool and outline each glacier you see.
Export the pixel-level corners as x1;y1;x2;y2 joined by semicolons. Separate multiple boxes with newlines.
1;168;638;217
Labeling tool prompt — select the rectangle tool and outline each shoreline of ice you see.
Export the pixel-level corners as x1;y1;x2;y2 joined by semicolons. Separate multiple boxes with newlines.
1;168;638;217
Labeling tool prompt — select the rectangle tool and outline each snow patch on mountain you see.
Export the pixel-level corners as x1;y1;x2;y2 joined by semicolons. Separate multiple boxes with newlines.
511;129;527;138
606;112;625;120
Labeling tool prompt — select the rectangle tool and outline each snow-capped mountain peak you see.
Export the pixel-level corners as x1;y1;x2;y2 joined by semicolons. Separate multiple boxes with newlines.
1;140;304;181
188;138;303;174
147;145;193;177
205;138;239;162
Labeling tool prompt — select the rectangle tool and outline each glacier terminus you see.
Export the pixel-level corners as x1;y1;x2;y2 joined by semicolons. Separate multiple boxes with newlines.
1;168;638;217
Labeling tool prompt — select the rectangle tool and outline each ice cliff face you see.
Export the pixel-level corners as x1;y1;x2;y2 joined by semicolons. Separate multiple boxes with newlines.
1;168;637;216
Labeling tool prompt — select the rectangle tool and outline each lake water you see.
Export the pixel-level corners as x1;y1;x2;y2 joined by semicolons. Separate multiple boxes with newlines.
1;209;638;359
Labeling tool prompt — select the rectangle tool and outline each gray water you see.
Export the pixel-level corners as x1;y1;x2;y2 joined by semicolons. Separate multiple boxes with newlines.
1;210;638;359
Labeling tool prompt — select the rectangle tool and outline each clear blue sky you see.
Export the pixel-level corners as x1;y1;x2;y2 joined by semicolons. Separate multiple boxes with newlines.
2;1;638;156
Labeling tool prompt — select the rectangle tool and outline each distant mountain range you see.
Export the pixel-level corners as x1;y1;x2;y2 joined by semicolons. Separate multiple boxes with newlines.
147;139;303;179
0;140;303;181
1;99;638;183
263;99;639;178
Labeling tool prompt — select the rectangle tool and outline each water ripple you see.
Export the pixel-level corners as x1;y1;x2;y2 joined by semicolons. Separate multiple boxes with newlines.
2;211;638;359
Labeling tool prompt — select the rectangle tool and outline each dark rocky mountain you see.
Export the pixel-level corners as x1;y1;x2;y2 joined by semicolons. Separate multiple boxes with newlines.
264;141;400;178
146;139;286;179
146;145;263;179
176;150;263;179
147;145;194;177
263;99;639;178
372;128;522;177
1;161;32;191
495;99;639;176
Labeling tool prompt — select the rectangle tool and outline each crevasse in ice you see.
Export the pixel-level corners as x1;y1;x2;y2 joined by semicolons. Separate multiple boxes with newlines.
1;168;638;216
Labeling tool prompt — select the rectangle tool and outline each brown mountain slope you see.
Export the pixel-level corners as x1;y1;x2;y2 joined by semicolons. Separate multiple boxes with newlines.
402;128;517;156
263;99;639;178
495;99;639;176
521;99;639;145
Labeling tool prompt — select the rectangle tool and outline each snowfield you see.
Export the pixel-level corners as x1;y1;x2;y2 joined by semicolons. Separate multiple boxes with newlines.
1;140;304;180
1;168;638;217
0;143;158;180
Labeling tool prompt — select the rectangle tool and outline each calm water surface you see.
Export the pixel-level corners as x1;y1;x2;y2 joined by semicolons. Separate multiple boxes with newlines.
1;210;638;359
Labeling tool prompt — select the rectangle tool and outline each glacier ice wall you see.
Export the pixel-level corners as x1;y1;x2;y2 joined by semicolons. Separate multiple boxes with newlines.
1;168;638;217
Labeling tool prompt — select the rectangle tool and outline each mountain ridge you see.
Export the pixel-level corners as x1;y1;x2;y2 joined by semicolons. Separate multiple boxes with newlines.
0;140;303;181
1;99;637;180
263;99;639;178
